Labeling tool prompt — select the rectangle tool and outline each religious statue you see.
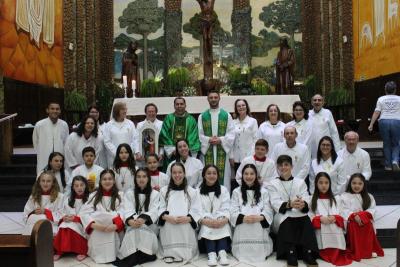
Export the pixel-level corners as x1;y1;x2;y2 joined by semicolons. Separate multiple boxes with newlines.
197;0;216;85
276;38;296;95
122;41;140;97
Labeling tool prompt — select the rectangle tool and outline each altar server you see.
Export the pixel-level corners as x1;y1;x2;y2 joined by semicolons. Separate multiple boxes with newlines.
80;169;124;263
267;155;318;267
41;152;69;193
287;101;313;147
198;165;231;266
231;164;273;263
146;154;169;191
113;143;136;193
158;162;202;263
114;168;159;267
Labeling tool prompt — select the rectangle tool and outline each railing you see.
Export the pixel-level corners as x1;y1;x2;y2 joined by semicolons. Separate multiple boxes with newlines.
0;113;17;164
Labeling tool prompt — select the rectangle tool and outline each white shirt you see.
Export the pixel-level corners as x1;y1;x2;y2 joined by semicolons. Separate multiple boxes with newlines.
256;121;285;156
235;156;277;188
375;94;400;120
70;164;104;190
271;142;311;180
286;119;313;147
310;157;346;195
32;117;69;174
167;157;204;188
308;108;341;157
337;147;372;180
230;116;258;162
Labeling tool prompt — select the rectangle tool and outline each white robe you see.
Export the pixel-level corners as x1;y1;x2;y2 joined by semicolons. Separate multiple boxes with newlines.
150;172;170;189
308;108;341;158
23;193;64;235
286;119;313;147
158;186;202;262
166;157;203;188
118;190;160;258
64;132;103;171
198;108;235;191
230;187;273;262
197;186;231;240
230;116;258;163
235;156;277;188
32;118;69;174
337;147;372;180
256;121;285;157
136;119;163;167
340;192;377;224
271;142;311;180
103;119;139;168
113;167;135;193
309;157;347;195
80;192;124;263
69;164;104;194
58;197;86;238
267;177;310;232
308;196;346;250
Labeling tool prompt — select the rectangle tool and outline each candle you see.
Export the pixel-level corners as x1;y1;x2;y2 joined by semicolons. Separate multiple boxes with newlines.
132;80;136;90
122;75;127;87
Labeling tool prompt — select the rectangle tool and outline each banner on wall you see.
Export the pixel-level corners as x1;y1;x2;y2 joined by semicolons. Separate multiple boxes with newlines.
0;0;64;87
353;0;400;81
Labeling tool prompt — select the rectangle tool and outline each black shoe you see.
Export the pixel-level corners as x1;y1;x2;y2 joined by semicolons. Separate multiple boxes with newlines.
303;250;318;267
287;250;298;267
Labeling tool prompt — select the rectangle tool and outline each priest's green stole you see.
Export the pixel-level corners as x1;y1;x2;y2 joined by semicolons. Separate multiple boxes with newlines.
201;109;228;184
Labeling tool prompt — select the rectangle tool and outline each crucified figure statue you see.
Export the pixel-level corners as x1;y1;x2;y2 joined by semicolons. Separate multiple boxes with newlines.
197;0;215;85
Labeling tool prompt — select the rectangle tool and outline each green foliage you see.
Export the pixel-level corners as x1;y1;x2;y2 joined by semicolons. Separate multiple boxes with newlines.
114;33;136;50
251;31;280;57
65;91;87;112
182;86;198;97
326;88;354;106
251;78;271;95
183;11;220;41
227;67;254;95
299;75;318;101
141;78;162;97
95;81;124;121
251;66;276;85
166;67;191;96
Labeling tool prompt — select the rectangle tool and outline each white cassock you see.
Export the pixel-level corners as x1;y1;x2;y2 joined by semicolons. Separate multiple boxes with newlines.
32;118;69;174
198;108;235;190
271;142;311;180
235;156;277;188
118;190;160;258
103;118;139;168
64;132;103;171
80;192;124;263
166;157;203;188
136;119;163;167
230;116;258;163
158;186;202;262
113;167;135;193
308;196;346;250
267;177;310;232
309;157;347;195
150;171;170;189
37;170;70;193
337;147;372;180
197;186;231;241
230;187;273;263
256;121;285;157
58;197;86;239
286;119;313;147
67;164;104;195
308;108;341;158
340;192;377;226
22;193;64;235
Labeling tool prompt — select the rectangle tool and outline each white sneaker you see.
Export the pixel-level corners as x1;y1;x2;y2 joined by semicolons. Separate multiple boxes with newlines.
372;252;378;258
207;252;218;266
392;162;400;171
218;250;230;266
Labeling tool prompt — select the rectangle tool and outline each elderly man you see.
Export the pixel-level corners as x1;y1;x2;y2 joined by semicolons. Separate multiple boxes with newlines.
271;126;311;180
338;131;372;180
309;94;341;158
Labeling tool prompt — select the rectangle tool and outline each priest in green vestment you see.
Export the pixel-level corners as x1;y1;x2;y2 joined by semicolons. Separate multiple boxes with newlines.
198;90;235;191
159;97;201;171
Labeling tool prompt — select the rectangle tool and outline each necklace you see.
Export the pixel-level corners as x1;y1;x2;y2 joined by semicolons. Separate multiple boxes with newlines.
246;191;256;207
138;195;145;213
119;168;130;189
208;193;215;213
101;197;112;212
279;180;293;203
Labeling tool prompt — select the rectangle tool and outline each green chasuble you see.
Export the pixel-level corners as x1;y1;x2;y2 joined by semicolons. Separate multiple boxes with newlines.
159;112;201;170
201;109;228;184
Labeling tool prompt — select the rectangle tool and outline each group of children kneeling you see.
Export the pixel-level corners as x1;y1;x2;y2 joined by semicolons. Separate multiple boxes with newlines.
24;151;384;267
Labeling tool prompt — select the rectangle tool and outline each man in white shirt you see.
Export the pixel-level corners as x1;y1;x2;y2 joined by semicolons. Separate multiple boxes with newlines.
271;126;311;180
198;90;235;190
308;94;341;158
338;131;372;180
32;102;69;174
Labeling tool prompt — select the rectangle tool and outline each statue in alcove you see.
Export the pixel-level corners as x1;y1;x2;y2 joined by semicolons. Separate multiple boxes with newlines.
122;41;141;97
276;38;295;95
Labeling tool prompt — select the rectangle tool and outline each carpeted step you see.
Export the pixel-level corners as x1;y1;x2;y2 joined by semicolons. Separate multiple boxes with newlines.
0;174;36;185
11;154;36;164
0;164;36;175
376;229;396;248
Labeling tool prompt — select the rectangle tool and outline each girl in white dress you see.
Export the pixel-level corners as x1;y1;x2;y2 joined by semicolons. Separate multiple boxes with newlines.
115;168;160;267
41;152;69;193
146;154;169;191
80;169;124;263
113;143;136;193
230;164;273;263
309;172;352;266
53;176;90;262
23;171;63;235
198;165;231;266
158;162;202;263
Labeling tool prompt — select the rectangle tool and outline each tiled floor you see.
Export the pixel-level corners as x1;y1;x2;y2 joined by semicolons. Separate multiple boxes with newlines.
0;205;398;267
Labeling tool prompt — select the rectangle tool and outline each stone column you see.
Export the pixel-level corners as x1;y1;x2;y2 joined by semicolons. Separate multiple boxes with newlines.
232;0;252;67
164;0;182;69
